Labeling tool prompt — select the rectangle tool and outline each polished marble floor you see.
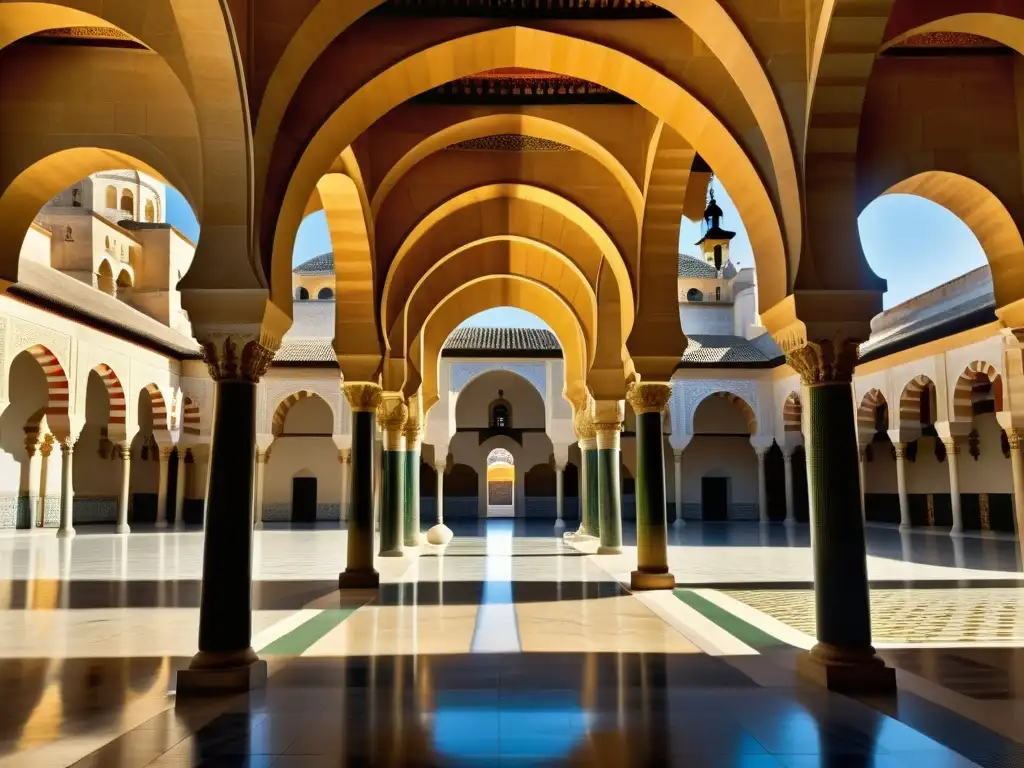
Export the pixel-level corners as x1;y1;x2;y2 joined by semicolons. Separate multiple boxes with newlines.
1;519;1022;766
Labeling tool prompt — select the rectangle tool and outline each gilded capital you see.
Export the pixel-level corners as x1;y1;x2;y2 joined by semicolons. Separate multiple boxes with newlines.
377;395;408;448
343;382;383;413
784;338;860;386
201;332;277;383
626;382;673;414
572;407;596;441
402;418;423;447
1008;429;1022;451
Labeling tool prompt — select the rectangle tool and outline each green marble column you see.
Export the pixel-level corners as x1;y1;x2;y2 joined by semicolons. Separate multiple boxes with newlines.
403;433;421;547
378;396;407;558
585;446;600;538
339;383;382;589
792;350;895;694
572;406;599;539
594;400;624;555
628;383;674;590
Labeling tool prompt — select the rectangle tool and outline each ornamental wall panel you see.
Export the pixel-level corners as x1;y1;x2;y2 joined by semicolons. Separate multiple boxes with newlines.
450;362;547;400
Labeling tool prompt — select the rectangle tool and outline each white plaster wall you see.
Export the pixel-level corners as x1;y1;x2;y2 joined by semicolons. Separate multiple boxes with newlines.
680;436;758;512
454;370;545;428
19;227;51;267
679;304;734;335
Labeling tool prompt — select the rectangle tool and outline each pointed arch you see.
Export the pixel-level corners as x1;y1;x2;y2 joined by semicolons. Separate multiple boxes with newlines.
181;396;201;437
857;388;888;436
693;391;757;434
953;361;1003;423
23;345;70;434
782;392;802;433
92;364;127;441
271;390;336;438
898;374;937;431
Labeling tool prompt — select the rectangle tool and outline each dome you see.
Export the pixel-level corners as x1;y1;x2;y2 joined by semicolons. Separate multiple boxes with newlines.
678;254;718;278
721;261;738;279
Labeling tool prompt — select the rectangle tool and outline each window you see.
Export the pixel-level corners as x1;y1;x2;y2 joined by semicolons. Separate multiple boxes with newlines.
119;188;134;215
71;188;81;207
686;288;703;302
317;287;334;300
296;287;309;300
144;200;156;222
492;404;509;428
715;286;721;301
713;244;723;270
105;185;117;209
64;226;73;242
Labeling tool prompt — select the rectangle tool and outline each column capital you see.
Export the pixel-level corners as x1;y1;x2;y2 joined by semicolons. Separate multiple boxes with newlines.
38;435;55;457
59;440;74;456
1007;428;1023;451
784;338;860;386
782;449;794;463
572;405;596;442
626;382;672;414
592;399;624;450
377;394;408;450
343;382;383;412
199;331;277;383
337;447;352;464
941;438;960;455
893;442;908;459
159;445;175;461
402;418;423;449
672;447;683;461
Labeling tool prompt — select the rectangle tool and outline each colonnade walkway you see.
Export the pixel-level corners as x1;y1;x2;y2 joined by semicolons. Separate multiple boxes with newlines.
0;521;1022;766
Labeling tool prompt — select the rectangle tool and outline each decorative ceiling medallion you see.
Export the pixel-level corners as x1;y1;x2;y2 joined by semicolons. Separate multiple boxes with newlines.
415;73;629;104
377;0;671;18
445;134;576;152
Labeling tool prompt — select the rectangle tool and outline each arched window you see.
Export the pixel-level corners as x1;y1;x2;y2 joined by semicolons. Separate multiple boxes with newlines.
104;236;111;252
119;189;134;216
490;391;512;428
71;187;82;207
715;286;722;301
317;287;334;300
105;185;117;209
713;244;723;270
64;226;73;242
686;288;703;302
296;287;309;300
144;200;156;222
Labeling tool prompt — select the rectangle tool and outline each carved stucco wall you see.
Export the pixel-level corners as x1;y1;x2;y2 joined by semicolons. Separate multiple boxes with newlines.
670;378;760;436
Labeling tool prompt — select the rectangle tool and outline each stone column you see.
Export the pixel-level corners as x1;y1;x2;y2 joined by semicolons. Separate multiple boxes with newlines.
594;400;625;555
573;406;598;538
787;339;894;694
338;448;351;525
37;437;54;527
403;420;421;546
1007;429;1024;563
57;440;75;538
252;448;268;530
340;383;383;588
672;449;684;528
155;446;172;528
783;449;796;526
176;332;274;696
377;395;407;557
116;442;131;534
627;382;674;590
174;447;188;529
755;448;769;523
426;457;453;545
858;446;868;521
24;437;42;528
554;461;565;527
942;439;963;535
894;442;911;531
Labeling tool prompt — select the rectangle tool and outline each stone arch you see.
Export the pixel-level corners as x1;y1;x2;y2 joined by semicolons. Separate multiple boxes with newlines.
782;391;802;433
20;344;70;435
97;259;115;296
693;391;757;434
268;26;790;316
487;448;514;466
271;390;337;438
105;184;117;209
857;388;888;436
119;188;134;216
92;364;127;442
141;383;170;437
953;361;1003;423
454;368;547;430
898;374;937;431
181;396;201;437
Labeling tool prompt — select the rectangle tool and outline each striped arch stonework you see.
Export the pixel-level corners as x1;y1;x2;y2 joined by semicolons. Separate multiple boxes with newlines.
857;389;887;436
143;383;171;435
181;396;201;437
272;390;330;437
782;392;801;433
93;364;127;440
25;344;70;434
710;392;757;434
953;362;1002;422
898;374;935;430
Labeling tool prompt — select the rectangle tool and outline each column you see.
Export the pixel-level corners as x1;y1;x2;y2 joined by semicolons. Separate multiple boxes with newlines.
858;446;867;521
155;446;171;528
594;400;624;555
339;383;383;589
176;333;273;696
403;420;421;546
1007;429;1024;564
627;383;674;590
338;448;351;525
554;461;565;527
573;406;598;538
37;437;54;527
377;396;407;557
252;448;268;529
755;449;769;523
426;457;453;545
783;449;796;526
943;439;963;535
24;437;42;528
174;447;188;529
116;442;131;534
672;449;684;527
57;440;75;539
894;442;910;531
787;341;894;694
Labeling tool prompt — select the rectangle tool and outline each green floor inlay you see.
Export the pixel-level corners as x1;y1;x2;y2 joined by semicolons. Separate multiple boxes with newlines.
674;589;785;648
260;609;359;656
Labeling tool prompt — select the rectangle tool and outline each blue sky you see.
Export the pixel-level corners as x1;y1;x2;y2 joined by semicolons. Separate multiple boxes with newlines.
166;179;988;329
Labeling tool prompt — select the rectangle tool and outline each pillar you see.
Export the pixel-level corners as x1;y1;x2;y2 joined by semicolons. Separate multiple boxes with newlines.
573;406;598;538
377;396;407;557
57;440;75;538
37;437;54;527
338;448;351;525
403;420;421;546
783;449;796;526
174;447;188;529
941;439;963;535
594;400;624;555
554;461;565;526
894;442;910;531
858;446;867;521
672;449;684;527
252;448;268;530
339;383;382;589
155;446;172;528
755;449;769;523
116;442;131;534
24;437;42;528
787;341;894;694
426;456;453;545
1007;429;1024;563
176;333;273;696
627;383;674;590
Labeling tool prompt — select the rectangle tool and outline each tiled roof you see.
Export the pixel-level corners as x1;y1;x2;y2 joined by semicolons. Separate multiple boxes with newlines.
443;327;560;353
275;339;336;363
677;254;718;278
681;335;777;365
859;294;997;362
293;253;333;274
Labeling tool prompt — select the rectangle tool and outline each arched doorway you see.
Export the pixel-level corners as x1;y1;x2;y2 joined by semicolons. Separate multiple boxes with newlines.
486;448;514;518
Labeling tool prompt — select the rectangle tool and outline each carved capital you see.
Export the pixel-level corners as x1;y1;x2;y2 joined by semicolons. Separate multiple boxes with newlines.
402;418;423;447
784;338;860;386
338;448;352;465
39;434;54;457
1008;429;1022;451
942;439;960;456
159;446;175;461
591;399;624;451
572;407;596;441
343;382;383;413
377;394;408;450
200;331;277;383
893;443;907;460
626;382;672;414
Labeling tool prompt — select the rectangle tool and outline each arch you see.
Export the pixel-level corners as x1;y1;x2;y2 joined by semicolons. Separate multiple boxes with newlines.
97;259;115;296
382;184;628;349
105;185;117;209
181;396;201;437
857;389;888;436
694;391;757;434
453;367;547;424
953;361;1003;423
92;364;127;441
269;26;789;316
116;269;133;290
271;390;336;438
144;199;156;223
487;448;514;467
317;287;334;300
686;288;704;302
882;11;1024;54
119;188;134;216
490;398;512;429
296;287;309;301
141;383;170;435
898;374;937;431
782;391;801;433
879;172;1024;314
22;344;70;432
370;113;644;223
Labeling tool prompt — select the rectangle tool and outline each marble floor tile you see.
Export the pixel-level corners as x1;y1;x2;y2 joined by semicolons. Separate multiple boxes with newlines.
303;604;480;656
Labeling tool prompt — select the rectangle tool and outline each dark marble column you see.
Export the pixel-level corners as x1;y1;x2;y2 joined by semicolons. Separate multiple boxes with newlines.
403;422;421;547
177;334;273;696
378;395;407;557
594;400;625;555
340;383;382;589
789;341;895;694
584;444;600;538
627;383;674;590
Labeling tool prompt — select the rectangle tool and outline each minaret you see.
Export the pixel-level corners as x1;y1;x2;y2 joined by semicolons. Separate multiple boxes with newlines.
695;182;736;273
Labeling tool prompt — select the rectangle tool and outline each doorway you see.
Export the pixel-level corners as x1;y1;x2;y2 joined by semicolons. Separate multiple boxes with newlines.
701;477;728;521
486;448;515;518
292;477;317;523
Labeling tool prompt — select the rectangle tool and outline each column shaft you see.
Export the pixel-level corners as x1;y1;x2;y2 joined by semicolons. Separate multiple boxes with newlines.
117;444;131;534
404;444;420;546
155;450;170;528
58;443;75;538
630;393;673;589
340;406;379;587
339;450;350;525
673;450;684;526
594;402;624;555
783;451;795;526
253;450;267;529
175;448;187;528
944;441;963;534
756;451;768;523
894;443;910;530
380;448;405;556
436;462;445;524
585;447;600;537
1008;434;1024;564
858;447;867;521
555;465;564;522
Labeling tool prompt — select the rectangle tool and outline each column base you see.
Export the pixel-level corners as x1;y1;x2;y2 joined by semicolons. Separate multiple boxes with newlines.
898;523;911;532
116;523;130;535
426;523;453;546
949;526;963;536
597;545;622;555
254;521;263;530
784;517;796;527
672;517;686;528
338;568;380;590
404;534;422;547
630;570;675;590
56;527;75;539
796;644;896;696
553;518;566;530
155;520;168;529
176;650;267;698
379;548;404;558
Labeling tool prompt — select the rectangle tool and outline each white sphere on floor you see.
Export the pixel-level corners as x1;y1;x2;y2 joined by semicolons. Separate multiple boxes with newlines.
426;523;453;546
553;518;566;530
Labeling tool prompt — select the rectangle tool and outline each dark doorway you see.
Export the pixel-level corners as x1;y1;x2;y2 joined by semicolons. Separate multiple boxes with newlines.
292;477;317;523
765;443;786;521
701;477;728;521
793;446;810;523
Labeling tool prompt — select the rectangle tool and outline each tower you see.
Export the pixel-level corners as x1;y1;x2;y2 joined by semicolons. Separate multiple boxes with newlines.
695;183;736;273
